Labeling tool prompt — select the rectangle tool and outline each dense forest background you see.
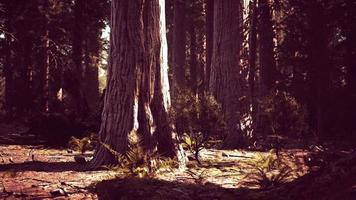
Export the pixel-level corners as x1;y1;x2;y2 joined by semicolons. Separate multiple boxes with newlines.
1;0;355;146
0;0;109;118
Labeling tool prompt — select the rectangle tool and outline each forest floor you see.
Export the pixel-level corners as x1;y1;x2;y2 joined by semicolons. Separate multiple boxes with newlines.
0;123;355;200
0;144;308;200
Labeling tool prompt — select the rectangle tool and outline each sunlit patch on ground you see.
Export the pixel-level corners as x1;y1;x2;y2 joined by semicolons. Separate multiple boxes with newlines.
0;145;309;199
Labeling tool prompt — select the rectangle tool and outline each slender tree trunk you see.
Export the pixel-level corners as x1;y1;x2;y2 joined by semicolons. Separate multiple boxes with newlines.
346;33;356;96
90;0;185;168
83;37;100;113
12;35;31;115
3;39;13;117
22;37;33;114
307;1;331;139
209;0;245;148
43;29;59;113
172;0;186;89
80;1;100;114
343;17;356;139
205;0;214;93
345;2;356;136
3;2;13;117
258;0;276;94
249;0;258;137
44;30;50;112
71;0;88;118
189;23;198;94
345;3;356;96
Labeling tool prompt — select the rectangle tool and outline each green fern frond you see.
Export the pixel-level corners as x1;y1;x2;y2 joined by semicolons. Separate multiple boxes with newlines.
239;152;296;189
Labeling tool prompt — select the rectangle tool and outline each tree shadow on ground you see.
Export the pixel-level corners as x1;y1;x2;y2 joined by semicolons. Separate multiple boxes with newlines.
93;177;253;200
93;167;356;200
0;161;89;172
0;156;355;200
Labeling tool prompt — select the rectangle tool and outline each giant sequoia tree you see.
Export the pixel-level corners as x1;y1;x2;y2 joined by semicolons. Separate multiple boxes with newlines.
90;0;184;167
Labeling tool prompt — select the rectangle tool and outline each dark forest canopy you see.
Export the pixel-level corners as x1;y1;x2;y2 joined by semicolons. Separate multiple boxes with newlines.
0;0;355;149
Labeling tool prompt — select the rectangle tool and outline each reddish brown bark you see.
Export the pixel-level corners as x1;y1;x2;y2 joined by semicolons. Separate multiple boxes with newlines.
90;0;184;168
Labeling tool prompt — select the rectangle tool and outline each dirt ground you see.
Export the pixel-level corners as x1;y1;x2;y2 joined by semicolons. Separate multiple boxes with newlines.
0;143;309;200
1;123;355;200
0;145;117;199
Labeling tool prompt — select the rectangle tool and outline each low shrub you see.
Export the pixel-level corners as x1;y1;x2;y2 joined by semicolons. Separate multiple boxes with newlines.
170;88;225;163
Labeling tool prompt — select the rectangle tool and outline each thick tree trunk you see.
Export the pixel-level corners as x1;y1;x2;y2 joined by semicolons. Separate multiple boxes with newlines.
90;0;185;168
172;0;186;89
209;0;245;148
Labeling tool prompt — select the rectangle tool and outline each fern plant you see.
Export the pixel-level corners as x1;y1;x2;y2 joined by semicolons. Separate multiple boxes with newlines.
238;150;294;189
68;133;97;154
99;134;177;178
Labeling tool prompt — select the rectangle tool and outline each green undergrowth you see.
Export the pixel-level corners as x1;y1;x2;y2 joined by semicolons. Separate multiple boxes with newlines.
237;149;305;189
99;135;178;178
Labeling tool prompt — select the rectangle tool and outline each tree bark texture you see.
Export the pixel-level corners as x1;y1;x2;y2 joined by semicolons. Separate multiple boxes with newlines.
90;0;183;168
209;0;245;148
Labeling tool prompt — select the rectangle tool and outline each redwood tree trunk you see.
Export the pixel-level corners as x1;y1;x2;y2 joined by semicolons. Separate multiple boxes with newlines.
209;0;245;148
90;0;184;168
